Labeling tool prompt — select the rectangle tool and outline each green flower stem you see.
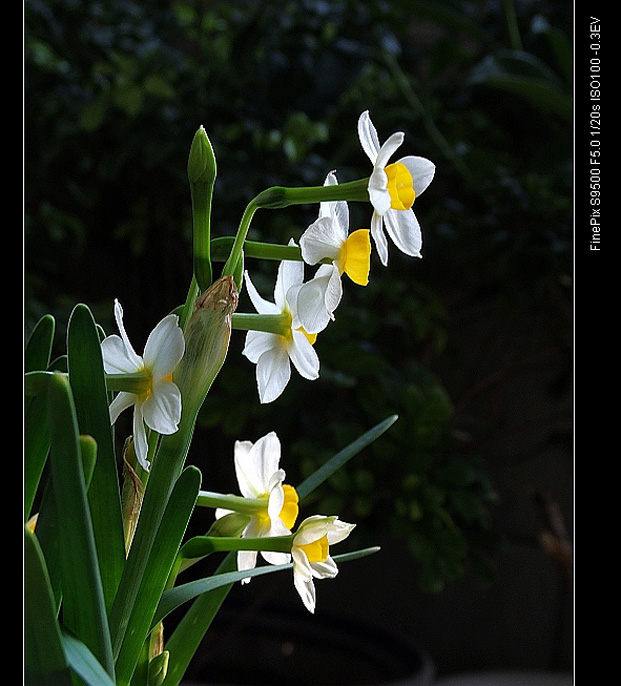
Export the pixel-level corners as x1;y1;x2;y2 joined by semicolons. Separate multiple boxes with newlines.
179;275;200;332
211;236;303;263
221;177;370;281
104;372;151;395
221;199;259;281
231;312;290;336
253;177;370;209
196;490;266;516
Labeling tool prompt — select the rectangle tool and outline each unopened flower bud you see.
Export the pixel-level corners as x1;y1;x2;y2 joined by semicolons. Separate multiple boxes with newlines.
187;125;217;186
188;125;217;291
173;276;239;417
206;512;250;538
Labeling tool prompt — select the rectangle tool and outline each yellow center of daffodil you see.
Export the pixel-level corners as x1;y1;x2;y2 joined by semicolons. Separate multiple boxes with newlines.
279;484;299;529
256;483;299;529
298;534;330;563
337;229;371;286
385;162;415;210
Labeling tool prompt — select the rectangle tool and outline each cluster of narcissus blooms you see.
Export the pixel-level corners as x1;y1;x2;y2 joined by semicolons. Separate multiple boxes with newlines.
244;110;435;404
99;110;433;610
214;432;356;613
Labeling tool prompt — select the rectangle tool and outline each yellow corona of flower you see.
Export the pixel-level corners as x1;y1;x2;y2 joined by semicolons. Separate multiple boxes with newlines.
296;171;371;334
291;515;355;613
357;110;435;266
215;432;300;580
101;299;185;471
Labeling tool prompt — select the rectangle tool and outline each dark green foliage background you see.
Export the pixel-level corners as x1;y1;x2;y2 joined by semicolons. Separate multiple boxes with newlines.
25;0;572;593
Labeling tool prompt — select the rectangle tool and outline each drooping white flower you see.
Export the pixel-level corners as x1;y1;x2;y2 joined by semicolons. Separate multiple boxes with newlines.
242;251;320;404
101;299;185;471
357;110;435;266
215;432;299;580
291;515;356;613
296;171;371;334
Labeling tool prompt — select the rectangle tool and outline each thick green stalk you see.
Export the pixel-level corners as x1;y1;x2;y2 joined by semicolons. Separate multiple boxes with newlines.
231;312;291;336
221;177;369;281
108;277;238;660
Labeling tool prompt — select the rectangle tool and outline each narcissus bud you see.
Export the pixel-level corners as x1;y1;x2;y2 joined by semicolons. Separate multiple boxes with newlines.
188;125;217;290
173;276;239;418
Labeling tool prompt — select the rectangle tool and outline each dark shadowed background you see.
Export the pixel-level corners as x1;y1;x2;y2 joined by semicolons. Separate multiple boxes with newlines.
24;0;572;682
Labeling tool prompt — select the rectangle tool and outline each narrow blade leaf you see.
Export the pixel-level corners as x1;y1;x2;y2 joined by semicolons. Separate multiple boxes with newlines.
61;631;117;686
67;303;125;612
24;526;73;686
114;466;201;685
296;415;398;501
47;372;115;679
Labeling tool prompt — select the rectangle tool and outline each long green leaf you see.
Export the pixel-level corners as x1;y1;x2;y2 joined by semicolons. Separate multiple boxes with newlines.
295;415;399;501
24;316;56;520
115;466;201;686
162;552;237;686
24;391;51;521
47;371;115;680
32;435;99;614
160;547;379;685
25;314;56;373
67;303;125;613
162;417;396;684
157;547;379;630
61;631;117;686
24;526;73;686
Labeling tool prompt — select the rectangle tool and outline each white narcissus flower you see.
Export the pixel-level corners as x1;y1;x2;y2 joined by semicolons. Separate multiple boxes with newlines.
215;432;299;581
291;515;356;614
243;250;320;404
101;299;185;471
357;110;435;266
296;171;371;334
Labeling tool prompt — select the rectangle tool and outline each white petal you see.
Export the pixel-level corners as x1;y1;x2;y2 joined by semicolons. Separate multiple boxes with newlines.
370;212;389;266
357;110;380;163
368;168;392;215
256;345;291;404
375;131;404;169
141;380;182;434
318;172;349;243
243;330;279;364
323;265;344;315
292;548;316;613
101;334;143;375
252;432;283;490
262;550;291;566
108;391;136;425
327;519;356;545
234;439;262;498
294;516;329;546
112;300;143;369
397;155;436;196
274;250;304;310
132;405;150;471
384;208;423;258
300;216;341;265
294;270;337;335
143;314;185;380
289;331;320;381
244;271;280;315
237;549;259;584
310;556;339;580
